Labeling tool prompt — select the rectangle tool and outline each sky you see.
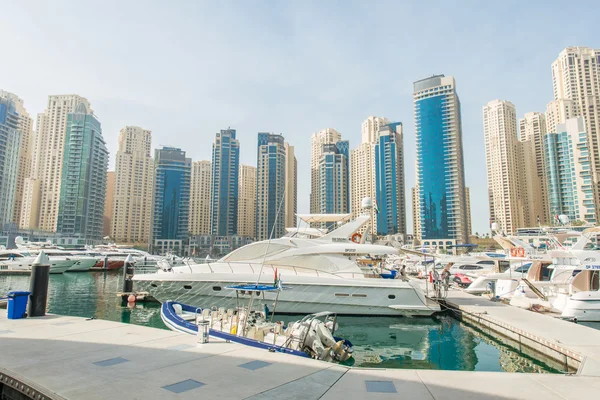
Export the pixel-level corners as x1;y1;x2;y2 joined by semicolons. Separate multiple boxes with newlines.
1;0;599;235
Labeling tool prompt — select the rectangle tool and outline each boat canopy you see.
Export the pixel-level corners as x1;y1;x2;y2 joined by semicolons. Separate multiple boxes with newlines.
297;214;351;223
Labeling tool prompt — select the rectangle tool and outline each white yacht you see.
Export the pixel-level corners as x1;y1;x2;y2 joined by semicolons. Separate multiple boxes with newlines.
0;250;73;274
134;215;440;317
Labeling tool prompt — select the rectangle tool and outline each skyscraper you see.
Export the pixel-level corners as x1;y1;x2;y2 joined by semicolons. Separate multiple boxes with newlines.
361;116;390;145
318;141;350;217
0;97;20;227
465;187;472;237
411;186;421;241
414;75;468;246
152;147;191;242
237;164;256;238
255;133;286;241
310;128;342;213
211;128;240;236
483;100;522;234
551;47;600;213
21;95;90;231
112;126;154;244
519;112;549;225
189;160;212;235
56;103;108;240
284;142;297;228
104;171;115;237
0;90;33;227
374;122;406;236
544;117;596;224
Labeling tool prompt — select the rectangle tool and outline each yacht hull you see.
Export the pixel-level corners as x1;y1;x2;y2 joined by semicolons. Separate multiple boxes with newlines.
559;292;600;322
50;260;76;274
134;273;439;317
67;258;98;272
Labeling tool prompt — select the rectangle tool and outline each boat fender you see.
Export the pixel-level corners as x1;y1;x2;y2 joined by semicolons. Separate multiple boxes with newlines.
127;294;136;303
230;325;237;335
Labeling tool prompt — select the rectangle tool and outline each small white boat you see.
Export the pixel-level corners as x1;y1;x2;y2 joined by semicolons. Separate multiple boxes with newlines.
0;250;73;274
161;284;354;363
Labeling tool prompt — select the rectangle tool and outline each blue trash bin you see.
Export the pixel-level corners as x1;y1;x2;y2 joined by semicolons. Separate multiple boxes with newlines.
7;291;30;319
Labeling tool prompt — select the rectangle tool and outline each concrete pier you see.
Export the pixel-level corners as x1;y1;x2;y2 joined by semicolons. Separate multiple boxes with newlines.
2;310;600;399
443;289;600;376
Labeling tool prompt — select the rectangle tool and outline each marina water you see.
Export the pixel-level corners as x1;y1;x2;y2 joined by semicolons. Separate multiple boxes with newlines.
1;272;559;373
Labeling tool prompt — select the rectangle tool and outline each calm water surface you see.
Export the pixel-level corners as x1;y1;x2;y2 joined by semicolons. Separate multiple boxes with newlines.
1;272;561;373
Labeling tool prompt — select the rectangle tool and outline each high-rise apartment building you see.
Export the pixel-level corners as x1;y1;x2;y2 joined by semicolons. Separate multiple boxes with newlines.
318;141;350;218
465;187;472;237
551;47;600;213
374;122;406;236
111;126;154;244
544;117;596;224
519;112;549;225
21;95;90;231
0;90;33;226
189;160;212;235
255;133;286;241
284;142;297;228
350;142;375;228
411;186;421;241
211;128;239;236
310;128;342;213
361;116;390;145
414;75;468;246
104;171;115;237
56;103;108;240
0;97;20;227
152;147;191;242
237;164;256;238
483;100;522;234
546;99;574;134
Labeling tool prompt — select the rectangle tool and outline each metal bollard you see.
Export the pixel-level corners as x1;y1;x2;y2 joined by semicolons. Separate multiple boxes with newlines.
28;251;50;317
197;320;209;344
122;254;134;293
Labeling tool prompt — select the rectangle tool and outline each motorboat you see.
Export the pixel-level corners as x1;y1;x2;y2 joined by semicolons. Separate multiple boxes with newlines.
0;249;73;274
135;214;440;317
161;284;354;363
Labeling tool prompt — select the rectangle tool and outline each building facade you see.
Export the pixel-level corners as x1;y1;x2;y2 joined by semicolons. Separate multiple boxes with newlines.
152;147;191;247
111;126;154;244
483;100;522;234
237;164;256;238
284;142;297;228
211;128;239;236
310;128;342;213
255;133;286;241
411;186;421;242
0;97;20;228
0;91;33;227
350;142;375;231
361;116;390;145
189;160;212;235
551;47;600;215
56;103;108;240
318;141;350;218
21;95;91;231
543;117;596;224
414;75;468;247
103;171;115;237
374;122;406;236
519;112;549;225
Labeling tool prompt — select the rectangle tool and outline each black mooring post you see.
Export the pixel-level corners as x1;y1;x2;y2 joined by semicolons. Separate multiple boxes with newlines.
122;254;134;293
28;251;50;317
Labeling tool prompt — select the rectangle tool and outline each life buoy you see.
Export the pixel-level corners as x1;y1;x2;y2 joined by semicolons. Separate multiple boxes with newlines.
517;247;525;257
510;248;518;257
351;233;362;243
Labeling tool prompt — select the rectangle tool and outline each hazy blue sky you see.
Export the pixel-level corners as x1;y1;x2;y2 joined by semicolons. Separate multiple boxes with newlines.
1;0;598;235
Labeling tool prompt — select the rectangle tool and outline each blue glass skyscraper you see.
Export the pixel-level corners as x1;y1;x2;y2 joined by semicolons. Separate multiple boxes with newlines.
211;128;240;236
375;122;406;236
153;147;191;241
0;97;20;228
56;103;108;240
544;117;596;224
255;133;286;241
414;75;468;245
319;140;349;219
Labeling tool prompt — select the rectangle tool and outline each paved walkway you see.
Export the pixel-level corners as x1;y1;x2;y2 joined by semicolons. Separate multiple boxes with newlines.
1;310;600;399
444;289;600;376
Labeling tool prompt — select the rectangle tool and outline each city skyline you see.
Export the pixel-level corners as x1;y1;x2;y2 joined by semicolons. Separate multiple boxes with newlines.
1;1;599;235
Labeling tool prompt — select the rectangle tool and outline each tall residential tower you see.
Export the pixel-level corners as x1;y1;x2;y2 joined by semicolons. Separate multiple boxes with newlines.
310;128;342;213
0;96;20;227
211;129;240;236
189;160;212;235
414;75;468;246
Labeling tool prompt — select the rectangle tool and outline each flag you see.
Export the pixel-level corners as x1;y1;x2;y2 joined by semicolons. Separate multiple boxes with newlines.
274;268;278;287
374;200;380;214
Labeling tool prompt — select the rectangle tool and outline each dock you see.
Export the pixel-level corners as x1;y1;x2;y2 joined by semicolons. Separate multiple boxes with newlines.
2;310;600;399
442;288;600;375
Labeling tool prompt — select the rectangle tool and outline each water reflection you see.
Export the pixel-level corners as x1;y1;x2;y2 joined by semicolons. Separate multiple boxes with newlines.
0;273;556;373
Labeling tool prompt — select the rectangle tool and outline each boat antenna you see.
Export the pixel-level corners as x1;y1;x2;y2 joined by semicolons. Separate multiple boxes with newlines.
255;187;287;286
